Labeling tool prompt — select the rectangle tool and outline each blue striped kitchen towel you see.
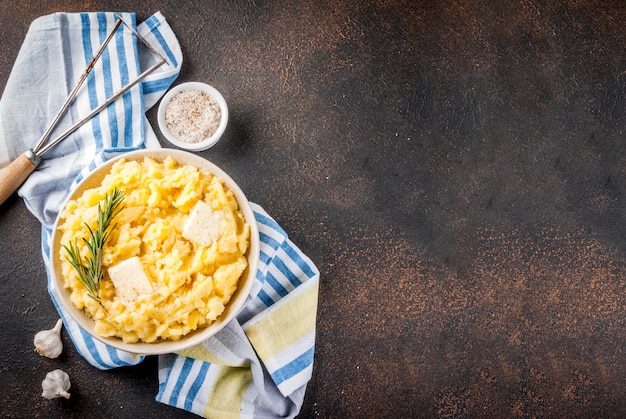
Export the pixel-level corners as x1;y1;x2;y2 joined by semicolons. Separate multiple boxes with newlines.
1;11;319;419
155;204;319;417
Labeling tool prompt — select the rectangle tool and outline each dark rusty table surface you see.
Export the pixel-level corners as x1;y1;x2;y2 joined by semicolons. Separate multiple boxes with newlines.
1;1;626;418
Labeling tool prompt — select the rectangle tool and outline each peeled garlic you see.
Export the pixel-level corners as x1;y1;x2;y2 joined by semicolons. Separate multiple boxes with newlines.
41;369;71;399
34;318;63;359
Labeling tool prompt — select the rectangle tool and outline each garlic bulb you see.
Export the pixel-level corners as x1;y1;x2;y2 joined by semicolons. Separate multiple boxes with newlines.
34;318;63;358
41;369;71;399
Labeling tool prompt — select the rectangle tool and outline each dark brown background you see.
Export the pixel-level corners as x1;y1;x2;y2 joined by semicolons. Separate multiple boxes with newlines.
1;1;626;418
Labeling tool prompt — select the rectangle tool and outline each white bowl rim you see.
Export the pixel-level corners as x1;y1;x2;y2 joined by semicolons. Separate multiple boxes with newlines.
157;82;229;151
50;149;259;355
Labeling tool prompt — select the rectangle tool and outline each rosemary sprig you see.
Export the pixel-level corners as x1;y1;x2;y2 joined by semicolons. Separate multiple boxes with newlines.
62;188;125;302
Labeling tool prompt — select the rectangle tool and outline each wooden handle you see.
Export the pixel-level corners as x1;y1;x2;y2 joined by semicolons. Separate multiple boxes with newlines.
0;151;40;206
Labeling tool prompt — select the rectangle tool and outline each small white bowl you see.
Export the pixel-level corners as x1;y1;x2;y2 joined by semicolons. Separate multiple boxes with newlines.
157;82;228;151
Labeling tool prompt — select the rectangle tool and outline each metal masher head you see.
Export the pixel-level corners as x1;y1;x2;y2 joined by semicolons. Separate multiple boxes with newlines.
31;15;169;158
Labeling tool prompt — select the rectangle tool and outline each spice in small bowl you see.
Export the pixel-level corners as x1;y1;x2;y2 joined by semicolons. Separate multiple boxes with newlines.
157;82;228;151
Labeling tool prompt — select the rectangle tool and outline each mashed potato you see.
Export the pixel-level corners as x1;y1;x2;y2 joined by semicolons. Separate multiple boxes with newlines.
57;156;250;343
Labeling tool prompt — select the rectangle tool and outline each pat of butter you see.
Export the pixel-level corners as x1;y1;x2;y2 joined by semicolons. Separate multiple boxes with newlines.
183;201;224;247
108;256;153;302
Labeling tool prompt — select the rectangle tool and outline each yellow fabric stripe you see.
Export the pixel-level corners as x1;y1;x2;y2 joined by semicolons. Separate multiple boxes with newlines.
245;280;319;360
176;344;224;365
204;366;252;418
177;344;250;368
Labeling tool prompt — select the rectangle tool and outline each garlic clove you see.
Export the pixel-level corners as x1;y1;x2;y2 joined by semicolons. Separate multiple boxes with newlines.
41;369;71;399
34;318;64;359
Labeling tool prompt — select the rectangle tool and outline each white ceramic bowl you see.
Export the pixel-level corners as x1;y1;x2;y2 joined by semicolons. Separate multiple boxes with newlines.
157;82;229;151
50;149;258;355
